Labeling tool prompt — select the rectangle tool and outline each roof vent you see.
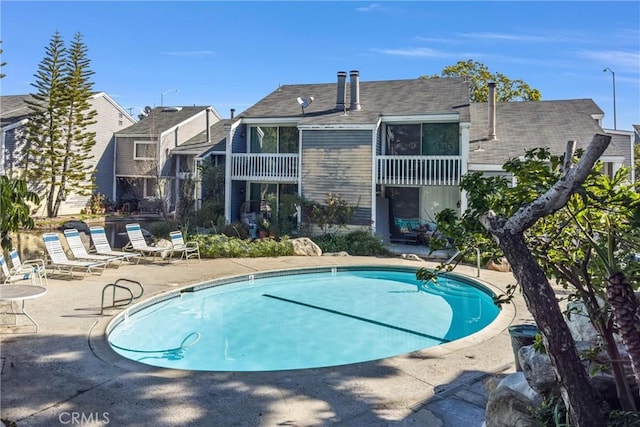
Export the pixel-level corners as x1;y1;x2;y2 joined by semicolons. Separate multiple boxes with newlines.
162;106;183;112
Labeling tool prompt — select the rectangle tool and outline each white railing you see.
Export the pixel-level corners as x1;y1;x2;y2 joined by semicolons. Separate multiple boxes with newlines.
231;153;299;182
377;155;462;186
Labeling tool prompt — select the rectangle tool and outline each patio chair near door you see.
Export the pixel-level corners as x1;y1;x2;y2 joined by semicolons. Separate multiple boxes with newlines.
89;226;141;264
124;223;167;262
7;250;48;287
42;233;106;277
169;230;201;264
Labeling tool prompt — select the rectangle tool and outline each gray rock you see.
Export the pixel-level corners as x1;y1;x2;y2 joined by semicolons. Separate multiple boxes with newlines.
485;372;540;427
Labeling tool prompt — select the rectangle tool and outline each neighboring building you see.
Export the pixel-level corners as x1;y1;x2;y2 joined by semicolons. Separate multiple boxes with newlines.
469;88;629;183
212;71;630;242
113;105;222;214
0;92;136;215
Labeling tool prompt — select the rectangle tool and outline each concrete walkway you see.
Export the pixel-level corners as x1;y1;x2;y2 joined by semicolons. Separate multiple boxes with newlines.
1;255;532;426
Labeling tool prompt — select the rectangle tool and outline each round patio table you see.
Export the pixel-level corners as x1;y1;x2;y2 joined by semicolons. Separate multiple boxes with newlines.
0;285;47;332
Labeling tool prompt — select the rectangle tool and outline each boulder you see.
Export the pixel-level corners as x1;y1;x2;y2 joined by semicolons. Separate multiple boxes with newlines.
290;238;322;256
401;253;423;261
486;257;511;272
323;251;350;257
484;372;541;427
520;345;558;395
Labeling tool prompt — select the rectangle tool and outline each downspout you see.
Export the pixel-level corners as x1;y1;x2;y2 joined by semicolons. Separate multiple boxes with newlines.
488;82;497;140
224;123;233;223
459;122;471;212
112;136;118;202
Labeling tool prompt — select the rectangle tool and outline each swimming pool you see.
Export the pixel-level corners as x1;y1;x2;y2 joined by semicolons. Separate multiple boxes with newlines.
107;266;500;372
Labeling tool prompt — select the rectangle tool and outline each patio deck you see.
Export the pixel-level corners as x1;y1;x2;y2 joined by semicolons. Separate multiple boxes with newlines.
1;255;532;426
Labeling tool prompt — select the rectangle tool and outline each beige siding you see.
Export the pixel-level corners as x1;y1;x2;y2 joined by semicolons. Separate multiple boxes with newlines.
37;94;135;216
301;130;373;224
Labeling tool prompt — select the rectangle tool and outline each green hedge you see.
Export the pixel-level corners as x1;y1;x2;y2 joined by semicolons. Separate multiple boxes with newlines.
192;234;294;258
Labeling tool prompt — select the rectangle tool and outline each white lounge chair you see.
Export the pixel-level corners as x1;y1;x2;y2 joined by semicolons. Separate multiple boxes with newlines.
169;230;201;264
89;226;140;264
63;228;121;266
124;223;166;262
8;250;48;287
1;254;37;285
42;233;106;277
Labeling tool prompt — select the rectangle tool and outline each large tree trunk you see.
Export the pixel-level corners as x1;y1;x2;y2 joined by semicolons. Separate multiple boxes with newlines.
479;134;613;426
489;222;607;425
606;271;640;390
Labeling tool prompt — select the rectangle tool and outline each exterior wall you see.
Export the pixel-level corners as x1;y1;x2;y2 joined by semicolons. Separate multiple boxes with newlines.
89;95;136;200
301;129;373;225
1;93;135;216
231;123;246;153
115;136;158;176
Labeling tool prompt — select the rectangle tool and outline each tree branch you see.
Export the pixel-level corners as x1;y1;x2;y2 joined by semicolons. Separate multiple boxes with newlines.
485;134;611;236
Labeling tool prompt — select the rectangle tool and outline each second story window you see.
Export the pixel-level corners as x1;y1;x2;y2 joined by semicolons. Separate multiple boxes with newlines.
250;126;299;154
134;141;157;160
386;123;459;155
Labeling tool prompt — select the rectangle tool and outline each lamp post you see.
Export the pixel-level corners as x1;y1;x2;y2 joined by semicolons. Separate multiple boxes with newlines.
602;68;616;130
161;89;179;107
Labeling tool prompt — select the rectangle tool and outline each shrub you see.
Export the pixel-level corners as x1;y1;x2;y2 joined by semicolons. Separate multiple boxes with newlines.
192;234;294;258
312;230;391;256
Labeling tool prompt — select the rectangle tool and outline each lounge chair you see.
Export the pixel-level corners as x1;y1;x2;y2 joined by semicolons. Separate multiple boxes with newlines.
169;230;201;264
1;254;37;285
63;228;122;266
7;250;48;287
42;233;106;277
89;226;141;264
124;223;167;262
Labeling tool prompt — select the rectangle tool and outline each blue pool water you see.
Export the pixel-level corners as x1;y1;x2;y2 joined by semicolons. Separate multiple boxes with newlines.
107;267;500;372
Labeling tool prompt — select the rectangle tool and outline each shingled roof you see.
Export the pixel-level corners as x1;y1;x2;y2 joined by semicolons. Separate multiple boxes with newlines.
172;119;229;156
238;76;470;125
0;95;35;128
116;106;210;135
468;99;610;165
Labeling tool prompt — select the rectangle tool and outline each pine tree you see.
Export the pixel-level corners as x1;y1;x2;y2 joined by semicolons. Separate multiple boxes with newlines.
24;31;97;217
53;32;97;216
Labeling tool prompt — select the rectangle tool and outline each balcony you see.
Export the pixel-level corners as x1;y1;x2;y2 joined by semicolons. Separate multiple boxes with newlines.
231;153;299;182
377;155;462;186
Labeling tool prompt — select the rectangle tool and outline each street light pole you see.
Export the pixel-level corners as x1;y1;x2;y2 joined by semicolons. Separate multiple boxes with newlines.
602;68;616;130
161;89;179;107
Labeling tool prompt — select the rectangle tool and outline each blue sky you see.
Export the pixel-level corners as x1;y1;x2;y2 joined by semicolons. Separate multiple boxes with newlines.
1;1;638;131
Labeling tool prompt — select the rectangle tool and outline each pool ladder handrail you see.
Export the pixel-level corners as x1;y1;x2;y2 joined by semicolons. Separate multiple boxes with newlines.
446;247;481;278
100;278;144;314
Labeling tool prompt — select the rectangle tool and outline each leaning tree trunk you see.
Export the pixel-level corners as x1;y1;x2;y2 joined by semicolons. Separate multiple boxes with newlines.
479;134;613;426
492;227;607;426
606;271;640;391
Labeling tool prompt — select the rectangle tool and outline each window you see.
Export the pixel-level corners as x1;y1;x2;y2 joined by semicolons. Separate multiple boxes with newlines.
386;123;459;155
134;141;157;160
250;126;299;153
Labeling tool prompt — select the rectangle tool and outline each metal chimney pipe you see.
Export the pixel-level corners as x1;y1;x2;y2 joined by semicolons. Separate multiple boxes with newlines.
349;70;361;111
230;108;235;119
488;82;496;140
336;71;347;111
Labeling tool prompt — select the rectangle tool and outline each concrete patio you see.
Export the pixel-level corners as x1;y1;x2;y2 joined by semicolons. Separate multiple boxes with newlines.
1;255;533;426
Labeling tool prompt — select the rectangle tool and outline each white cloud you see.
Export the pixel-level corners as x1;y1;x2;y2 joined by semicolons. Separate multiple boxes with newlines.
372;47;448;58
576;49;640;72
356;3;380;12
457;32;554;43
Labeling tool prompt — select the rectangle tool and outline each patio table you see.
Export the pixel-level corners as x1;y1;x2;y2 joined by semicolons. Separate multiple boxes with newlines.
0;285;47;332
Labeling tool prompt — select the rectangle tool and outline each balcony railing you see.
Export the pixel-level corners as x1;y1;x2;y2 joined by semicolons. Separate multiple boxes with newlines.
231;153;299;182
377;155;462;186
